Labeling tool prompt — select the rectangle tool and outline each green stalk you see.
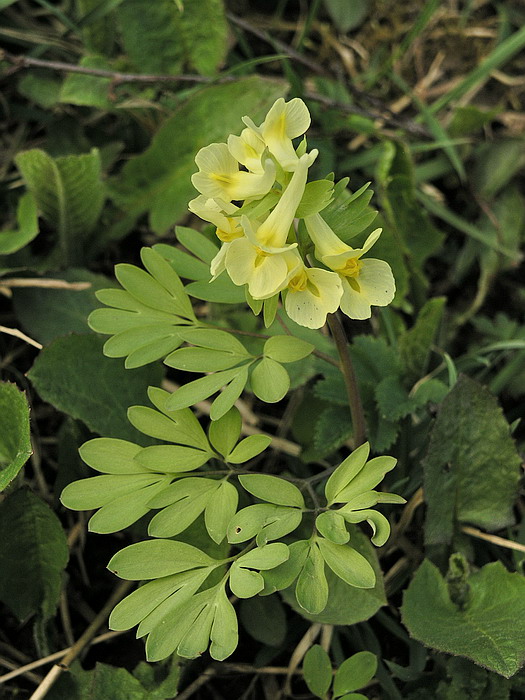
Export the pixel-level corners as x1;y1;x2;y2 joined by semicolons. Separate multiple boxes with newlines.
326;313;367;447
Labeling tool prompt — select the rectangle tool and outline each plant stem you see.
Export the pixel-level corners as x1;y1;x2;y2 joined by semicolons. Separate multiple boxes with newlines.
326;313;367;447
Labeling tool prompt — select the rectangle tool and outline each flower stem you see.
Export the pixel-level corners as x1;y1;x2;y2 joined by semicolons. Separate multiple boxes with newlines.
326;313;367;447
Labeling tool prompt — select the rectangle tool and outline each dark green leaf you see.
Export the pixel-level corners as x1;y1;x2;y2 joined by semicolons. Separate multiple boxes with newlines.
0;382;32;491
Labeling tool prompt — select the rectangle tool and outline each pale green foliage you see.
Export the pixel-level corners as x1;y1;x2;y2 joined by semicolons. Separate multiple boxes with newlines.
0;382;32;491
302;644;377;699
0;192;39;255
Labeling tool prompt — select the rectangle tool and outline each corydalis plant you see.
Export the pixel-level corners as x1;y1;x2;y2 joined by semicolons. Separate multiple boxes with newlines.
189;97;396;328
61;97;404;663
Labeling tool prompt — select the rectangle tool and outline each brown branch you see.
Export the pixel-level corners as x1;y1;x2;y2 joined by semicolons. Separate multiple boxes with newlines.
1;50;219;86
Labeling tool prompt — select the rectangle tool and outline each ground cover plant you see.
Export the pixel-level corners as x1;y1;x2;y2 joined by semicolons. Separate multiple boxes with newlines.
0;1;525;698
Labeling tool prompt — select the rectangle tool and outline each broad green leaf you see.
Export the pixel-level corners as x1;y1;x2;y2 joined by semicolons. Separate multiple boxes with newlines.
60;56;113;109
0;192;39;254
209;366;250;421
239;596;286;647
79;438;144;474
108;540;214;580
316;511;350;544
333;652;378;697
325;443;370;505
28;334;162;443
208;407;242;457
109;77;286;234
317;538;376;589
263;335;315;363
18;73;61;109
12;270;110;345
303;645;333;698
0;489;68;621
423;375;521;545
15;148;104;263
204;480;239;544
401;559;525;678
296;542;329;615
117;0;227;76
165;367;242;411
250;357;290;403
227;434;272;463
136;444;210;472
375;375;418;421
0;383;32;491
399;297;446;384
227;504;302;545
239;474;305;508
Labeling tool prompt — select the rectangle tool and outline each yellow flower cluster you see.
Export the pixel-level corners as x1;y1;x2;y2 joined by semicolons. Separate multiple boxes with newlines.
189;98;395;329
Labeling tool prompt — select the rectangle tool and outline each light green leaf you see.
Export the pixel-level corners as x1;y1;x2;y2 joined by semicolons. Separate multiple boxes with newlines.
146;386;210;450
15;148;104;263
140;247;195;320
423;375;521;545
108;540;214;580
165;367;243;411
88;478;171;533
60;55;113;109
295;179;334;218
185;275;247;304
401;559;525;678
208;407;241;457
209;584;238;661
61;473;161;509
0;489;68;621
147;478;221;537
317;538;376;589
296;542;329;615
136;444;211;472
333;651;378;697
154;241;210;281
28;334;162;443
335;456;397;503
209;366;250;421
165;347;246;372
175;226;219;264
323;0;369;32
316;511;350;545
0;192;39;255
339;508;391;547
178;328;249;354
239;474;304;508
303;644;333;699
263;335;315;363
250;357;290;403
227;434;272;464
109;77;286;234
262;539;309;594
78;438;145;474
229;566;264;598
236;543;289;571
18;72;62;109
0;383;32;491
204;480;239;544
325;443;370;505
227;504;302;545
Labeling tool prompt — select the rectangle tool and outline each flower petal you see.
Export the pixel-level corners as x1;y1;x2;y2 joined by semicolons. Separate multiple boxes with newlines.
285;268;342;329
357;258;396;306
339;278;373;320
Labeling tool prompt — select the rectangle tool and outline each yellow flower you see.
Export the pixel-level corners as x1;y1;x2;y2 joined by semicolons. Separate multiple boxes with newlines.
227;128;266;174
242;98;311;172
224;153;316;299
305;214;395;320
284;264;343;329
191;143;275;202
188;196;243;243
